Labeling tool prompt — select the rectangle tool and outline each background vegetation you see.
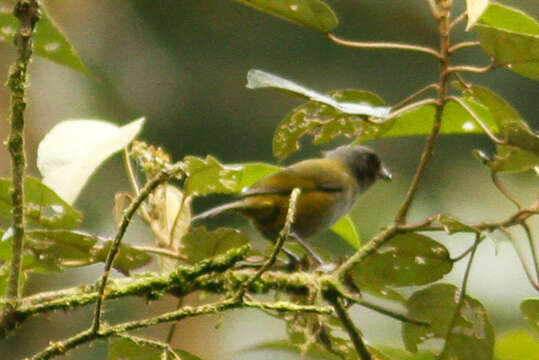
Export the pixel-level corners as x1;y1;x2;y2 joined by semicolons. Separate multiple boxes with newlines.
0;1;537;359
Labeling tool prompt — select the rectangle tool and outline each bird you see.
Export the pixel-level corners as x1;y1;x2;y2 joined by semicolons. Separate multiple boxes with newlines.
193;145;391;263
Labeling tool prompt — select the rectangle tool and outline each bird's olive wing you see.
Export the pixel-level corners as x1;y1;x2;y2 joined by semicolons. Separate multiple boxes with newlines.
242;158;350;196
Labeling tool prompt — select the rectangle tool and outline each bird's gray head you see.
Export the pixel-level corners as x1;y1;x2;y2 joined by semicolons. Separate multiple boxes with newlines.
324;145;392;190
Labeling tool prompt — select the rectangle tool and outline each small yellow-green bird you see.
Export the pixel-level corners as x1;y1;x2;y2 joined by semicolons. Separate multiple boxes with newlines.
193;146;391;252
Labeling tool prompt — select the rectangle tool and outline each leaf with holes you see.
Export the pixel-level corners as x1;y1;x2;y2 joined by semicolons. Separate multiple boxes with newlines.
0;177;83;229
180;226;249;264
351;233;452;288
183;156;244;196
457;84;539;173
24;230;152;275
232;0;338;33
272;88;389;159
403;284;494;359
0;0;88;75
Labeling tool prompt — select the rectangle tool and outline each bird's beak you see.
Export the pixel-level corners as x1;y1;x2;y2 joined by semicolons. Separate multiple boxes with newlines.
378;165;392;182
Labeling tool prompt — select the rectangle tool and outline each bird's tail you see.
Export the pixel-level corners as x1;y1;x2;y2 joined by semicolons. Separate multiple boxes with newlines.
192;200;246;222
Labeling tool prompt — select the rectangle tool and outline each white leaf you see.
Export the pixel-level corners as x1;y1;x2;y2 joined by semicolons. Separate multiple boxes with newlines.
246;69;391;118
37;117;145;204
466;0;489;30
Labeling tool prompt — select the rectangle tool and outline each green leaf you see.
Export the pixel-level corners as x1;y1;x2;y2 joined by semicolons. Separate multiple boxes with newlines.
489;144;539;173
235;162;282;189
521;298;539;332
330;215;360;249
0;1;88;75
403;283;494;359
495;329;539;360
458;84;539;173
37;118;145;204
383;100;498;139
248;70;390;117
465;0;489;30
180;226;249;264
477;3;539;80
479;3;539;36
459;84;538;151
183;155;243;196
351;233;452;288
0;177;83;229
232;0;338;33
108;338;204;360
24;230;152;275
94;240;153;276
272;88;389;159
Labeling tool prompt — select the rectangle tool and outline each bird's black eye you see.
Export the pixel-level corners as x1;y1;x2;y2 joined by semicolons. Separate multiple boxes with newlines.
364;152;381;171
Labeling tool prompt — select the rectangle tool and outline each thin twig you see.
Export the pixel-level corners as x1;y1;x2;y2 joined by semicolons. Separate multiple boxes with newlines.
491;172;523;208
124;147;140;196
327;294;371;360
521;222;539;287
333;286;429;326
130;245;186;260
393;4;452;223
451;243;476;262
31;299;242;360
447;96;506;144
5;0;40;306
392;84;439;110
327;33;442;59
503;228;539;291
236;188;301;298
30;296;330;360
166;298;183;344
449;11;467;30
446;63;496;74
439;234;480;358
449;41;480;53
91;164;184;334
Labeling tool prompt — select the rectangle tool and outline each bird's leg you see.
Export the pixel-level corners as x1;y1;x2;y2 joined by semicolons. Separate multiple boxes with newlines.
291;234;326;266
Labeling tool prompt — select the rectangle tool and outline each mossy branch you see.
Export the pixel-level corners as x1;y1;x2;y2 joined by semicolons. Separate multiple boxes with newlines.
5;0;40;304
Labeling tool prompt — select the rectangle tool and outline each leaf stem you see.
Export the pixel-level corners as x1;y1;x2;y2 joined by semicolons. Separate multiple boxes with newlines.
521;222;539;288
446;63;496;74
449;41;480;53
449;11;467;30
439;234;480;358
392;84;439;110
447;96;506;145
327;33;442;59
5;0;40;307
394;3;452;224
491;172;523;208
